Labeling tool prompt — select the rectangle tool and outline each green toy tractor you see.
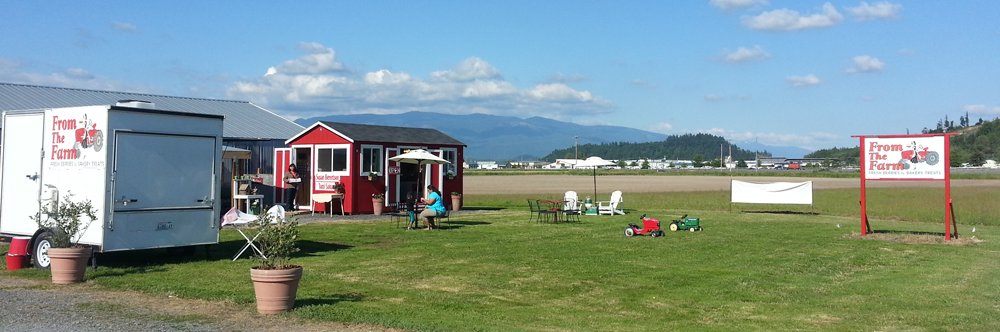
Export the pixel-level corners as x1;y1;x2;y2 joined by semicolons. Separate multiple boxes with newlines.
668;214;702;232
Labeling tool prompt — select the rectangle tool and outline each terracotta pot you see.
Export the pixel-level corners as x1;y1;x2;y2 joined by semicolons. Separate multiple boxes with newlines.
250;266;303;314
48;247;92;284
372;198;384;215
451;196;461;211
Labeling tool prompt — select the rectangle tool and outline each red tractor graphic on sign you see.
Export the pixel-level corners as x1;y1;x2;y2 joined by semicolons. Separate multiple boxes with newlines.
899;141;939;169
74;115;104;153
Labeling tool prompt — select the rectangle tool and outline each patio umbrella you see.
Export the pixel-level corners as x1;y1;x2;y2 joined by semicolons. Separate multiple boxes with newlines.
388;149;451;198
575;156;615;201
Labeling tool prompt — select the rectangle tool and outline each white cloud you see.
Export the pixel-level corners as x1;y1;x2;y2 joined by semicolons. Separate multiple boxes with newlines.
846;1;902;21
896;49;916;55
723;45;770;63
630;79;658;88
703;128;838;150
704;94;727;101
786;75;821;86
0;57;151;92
742;2;843;31
431;57;501;82
545;72;588;84
227;43;614;120
649;122;674;133
111;21;139;32
710;0;769;12
964;105;1000;115
847;55;885;73
265;42;345;76
64;68;95;79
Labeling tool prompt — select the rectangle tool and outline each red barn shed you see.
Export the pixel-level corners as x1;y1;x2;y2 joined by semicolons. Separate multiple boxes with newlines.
275;121;466;215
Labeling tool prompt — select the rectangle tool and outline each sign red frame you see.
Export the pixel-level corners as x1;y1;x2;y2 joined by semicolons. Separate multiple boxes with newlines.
853;133;959;240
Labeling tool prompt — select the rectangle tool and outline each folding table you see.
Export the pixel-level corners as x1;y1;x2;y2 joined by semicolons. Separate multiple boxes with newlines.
220;205;285;261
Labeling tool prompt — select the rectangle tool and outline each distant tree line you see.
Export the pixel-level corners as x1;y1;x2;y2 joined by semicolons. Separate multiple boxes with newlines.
542;133;769;162
805;147;860;166
808;115;999;167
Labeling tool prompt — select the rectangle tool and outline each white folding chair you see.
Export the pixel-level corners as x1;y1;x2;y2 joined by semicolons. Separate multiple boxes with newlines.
221;205;285;261
597;190;625;215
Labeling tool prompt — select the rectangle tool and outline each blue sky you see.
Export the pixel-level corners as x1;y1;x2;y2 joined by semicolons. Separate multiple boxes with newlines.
1;1;997;151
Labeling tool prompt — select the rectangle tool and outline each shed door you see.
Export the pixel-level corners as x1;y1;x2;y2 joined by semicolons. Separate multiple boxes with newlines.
112;132;216;210
0;113;44;235
385;148;399;203
274;148;291;204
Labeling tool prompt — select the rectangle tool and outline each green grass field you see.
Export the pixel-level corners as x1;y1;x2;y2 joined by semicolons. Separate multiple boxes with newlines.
3;187;999;331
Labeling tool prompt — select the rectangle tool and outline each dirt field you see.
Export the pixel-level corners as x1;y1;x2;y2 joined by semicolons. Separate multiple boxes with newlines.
465;175;1000;195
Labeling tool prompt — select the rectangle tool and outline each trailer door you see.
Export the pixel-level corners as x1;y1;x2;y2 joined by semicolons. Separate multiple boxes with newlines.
103;132;217;251
0;113;45;235
112;133;215;210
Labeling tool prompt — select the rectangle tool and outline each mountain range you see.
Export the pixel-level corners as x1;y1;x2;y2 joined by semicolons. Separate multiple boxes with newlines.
294;112;811;160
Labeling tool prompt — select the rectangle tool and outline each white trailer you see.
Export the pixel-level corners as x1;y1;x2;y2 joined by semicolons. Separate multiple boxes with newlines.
0;102;224;269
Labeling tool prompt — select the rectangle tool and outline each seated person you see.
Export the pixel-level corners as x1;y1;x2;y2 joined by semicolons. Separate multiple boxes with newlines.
418;185;447;230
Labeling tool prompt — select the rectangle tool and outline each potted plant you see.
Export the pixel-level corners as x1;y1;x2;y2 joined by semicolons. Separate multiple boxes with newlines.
332;182;345;194
368;171;379;181
450;192;462;211
249;210;301;314
372;193;385;215
30;194;97;284
445;171;456;180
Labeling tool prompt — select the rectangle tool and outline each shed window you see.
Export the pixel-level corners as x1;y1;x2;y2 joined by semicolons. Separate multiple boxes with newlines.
442;149;457;175
361;146;383;175
317;147;348;172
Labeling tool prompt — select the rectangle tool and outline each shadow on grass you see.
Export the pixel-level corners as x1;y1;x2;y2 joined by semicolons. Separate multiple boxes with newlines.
88;240;353;277
296;292;365;308
296;240;354;258
871;229;948;237
743;210;820;215
459;207;506;211
438;220;491;228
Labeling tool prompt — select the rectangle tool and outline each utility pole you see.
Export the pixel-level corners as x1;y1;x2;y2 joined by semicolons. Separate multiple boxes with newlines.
574;135;579;162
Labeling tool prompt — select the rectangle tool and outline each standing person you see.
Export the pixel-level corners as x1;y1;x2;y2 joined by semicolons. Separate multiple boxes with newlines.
283;164;300;210
419;185;446;230
405;191;418;230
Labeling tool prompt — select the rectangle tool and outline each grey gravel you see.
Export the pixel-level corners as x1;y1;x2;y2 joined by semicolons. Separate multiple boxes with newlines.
0;279;237;332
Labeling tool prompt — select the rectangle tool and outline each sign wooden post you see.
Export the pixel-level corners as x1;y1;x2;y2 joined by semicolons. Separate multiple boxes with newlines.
853;134;958;240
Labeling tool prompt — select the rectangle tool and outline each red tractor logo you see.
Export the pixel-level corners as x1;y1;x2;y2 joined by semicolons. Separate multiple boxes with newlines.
74;115;104;153
899;141;939;169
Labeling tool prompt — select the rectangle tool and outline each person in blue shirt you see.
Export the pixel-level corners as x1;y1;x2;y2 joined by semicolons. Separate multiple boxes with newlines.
419;185;446;230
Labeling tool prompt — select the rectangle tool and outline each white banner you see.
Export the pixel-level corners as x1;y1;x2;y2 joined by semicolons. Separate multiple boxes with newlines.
863;136;945;180
731;180;813;205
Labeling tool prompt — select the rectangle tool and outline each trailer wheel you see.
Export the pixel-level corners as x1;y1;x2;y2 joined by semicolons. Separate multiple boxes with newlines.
32;232;54;270
624;228;635;237
669;223;679;232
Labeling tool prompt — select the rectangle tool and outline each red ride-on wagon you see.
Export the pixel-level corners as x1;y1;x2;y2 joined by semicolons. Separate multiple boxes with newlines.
624;214;666;237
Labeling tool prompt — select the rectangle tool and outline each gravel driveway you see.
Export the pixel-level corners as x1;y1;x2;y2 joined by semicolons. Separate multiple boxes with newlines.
0;276;400;332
